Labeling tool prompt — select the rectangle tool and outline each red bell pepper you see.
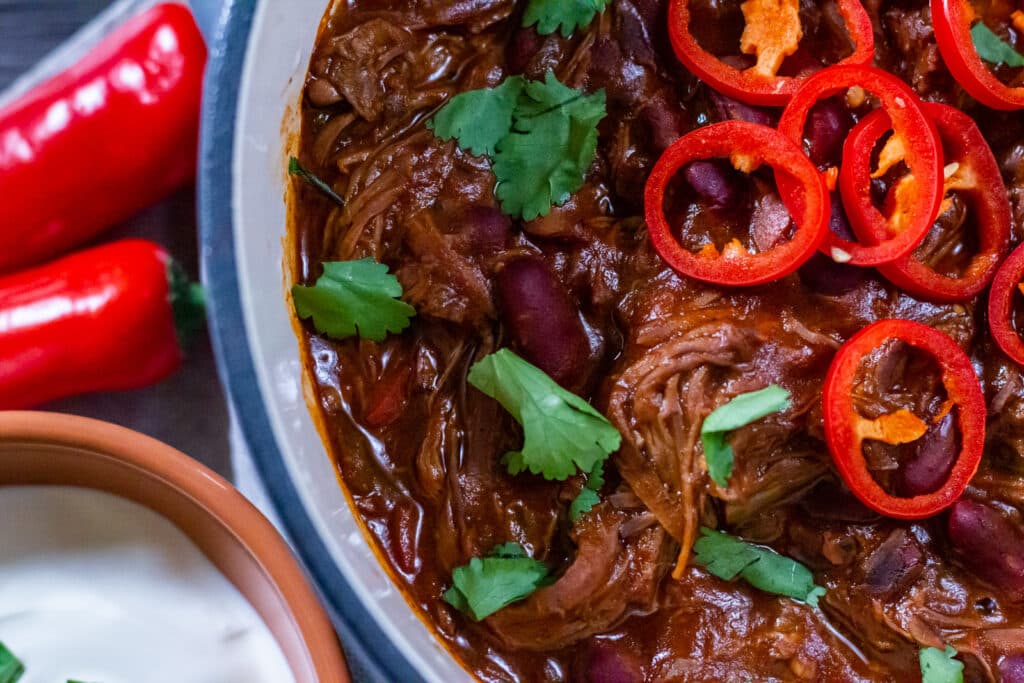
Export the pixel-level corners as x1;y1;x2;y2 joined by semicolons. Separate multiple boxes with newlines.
989;242;1024;366
0;239;204;409
644;120;829;287
777;65;944;267
667;0;874;106
842;103;1010;301
0;3;206;273
823;319;985;519
931;0;1024;111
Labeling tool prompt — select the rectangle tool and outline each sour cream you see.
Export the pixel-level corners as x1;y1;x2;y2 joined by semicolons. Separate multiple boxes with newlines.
0;486;295;683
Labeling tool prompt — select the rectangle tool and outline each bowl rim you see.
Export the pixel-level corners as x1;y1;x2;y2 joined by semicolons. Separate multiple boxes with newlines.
197;1;427;681
0;410;349;682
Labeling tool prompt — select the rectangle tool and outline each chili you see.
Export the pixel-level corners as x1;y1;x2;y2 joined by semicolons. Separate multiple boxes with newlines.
644;120;829;287
0;3;207;273
823;319;985;519
931;0;1024;111
777;65;944;267
989;242;1024;365
841;103;1010;301
0;239;204;409
667;0;874;106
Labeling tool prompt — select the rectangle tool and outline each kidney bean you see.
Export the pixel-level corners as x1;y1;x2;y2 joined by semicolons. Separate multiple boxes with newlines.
640;94;687;153
506;27;542;75
798;194;867;294
863;529;924;598
805;97;854;167
709;90;775;127
684;160;738;210
1000;654;1024;683
496;257;590;389
896;413;958;497
464;205;511;253
947;500;1024;602
574;642;643;683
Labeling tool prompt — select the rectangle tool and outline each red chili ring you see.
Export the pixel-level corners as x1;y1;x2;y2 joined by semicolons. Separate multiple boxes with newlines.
841;103;1011;301
777;65;944;267
644;120;829;287
989;242;1024;365
823;319;986;520
667;0;875;106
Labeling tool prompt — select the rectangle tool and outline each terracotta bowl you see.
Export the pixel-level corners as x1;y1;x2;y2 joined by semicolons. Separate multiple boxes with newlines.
0;411;349;683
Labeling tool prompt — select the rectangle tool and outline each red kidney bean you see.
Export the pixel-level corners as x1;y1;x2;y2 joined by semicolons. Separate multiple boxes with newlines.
709;90;775;127
805;96;854;167
896;413;958;497
798;194;867;294
1001;654;1024;683
496;257;590;389
640;94;687;153
684;160;738;210
506;27;542;75
947;500;1024;602
863;529;924;598
464;205;511;253
574;642;643;683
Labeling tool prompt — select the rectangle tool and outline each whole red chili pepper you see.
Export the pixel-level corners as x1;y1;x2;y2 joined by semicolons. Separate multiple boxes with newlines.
0;239;204;409
822;319;985;520
0;3;206;273
777;65;944;268
842;103;1010;302
667;0;874;106
931;0;1024;111
989;241;1024;366
644;120;828;287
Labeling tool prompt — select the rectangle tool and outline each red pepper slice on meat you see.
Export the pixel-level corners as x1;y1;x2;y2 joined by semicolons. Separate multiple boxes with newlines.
777;65;944;267
823;320;985;519
840;103;1011;301
932;0;1024;111
0;3;207;273
644;120;829;287
667;0;874;106
989;242;1024;365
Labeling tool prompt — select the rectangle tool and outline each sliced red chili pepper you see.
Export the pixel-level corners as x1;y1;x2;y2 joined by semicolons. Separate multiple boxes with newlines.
0;3;207;273
667;0;874;106
823;319;985;519
932;0;1024;111
989;242;1024;365
777;65;944;267
644;120;828;287
0;239;204;409
840;103;1010;301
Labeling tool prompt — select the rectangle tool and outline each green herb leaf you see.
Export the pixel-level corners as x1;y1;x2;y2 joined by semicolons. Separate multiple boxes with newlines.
428;77;525;157
494;72;607;220
443;543;550;620
971;23;1024;68
920;646;964;683
701;386;792;487
288;157;345;206
468;349;621;480
523;0;611;37
693;528;825;605
0;642;24;683
569;488;601;522
292;258;415;341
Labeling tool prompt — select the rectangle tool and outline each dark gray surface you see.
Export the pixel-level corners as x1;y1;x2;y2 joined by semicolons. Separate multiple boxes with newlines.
0;0;232;477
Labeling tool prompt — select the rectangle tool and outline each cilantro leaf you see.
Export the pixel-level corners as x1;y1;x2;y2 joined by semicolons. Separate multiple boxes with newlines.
494;72;607;221
0;642;23;683
971;23;1024;68
701;386;792;487
523;0;611;37
693;528;825;605
289;157;345;206
443;543;550;620
428;77;525;156
468;349;621;480
292;259;415;342
569;461;605;522
920;646;964;683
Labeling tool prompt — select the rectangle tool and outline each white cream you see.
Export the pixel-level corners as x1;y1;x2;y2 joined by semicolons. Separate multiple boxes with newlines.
0;486;296;683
